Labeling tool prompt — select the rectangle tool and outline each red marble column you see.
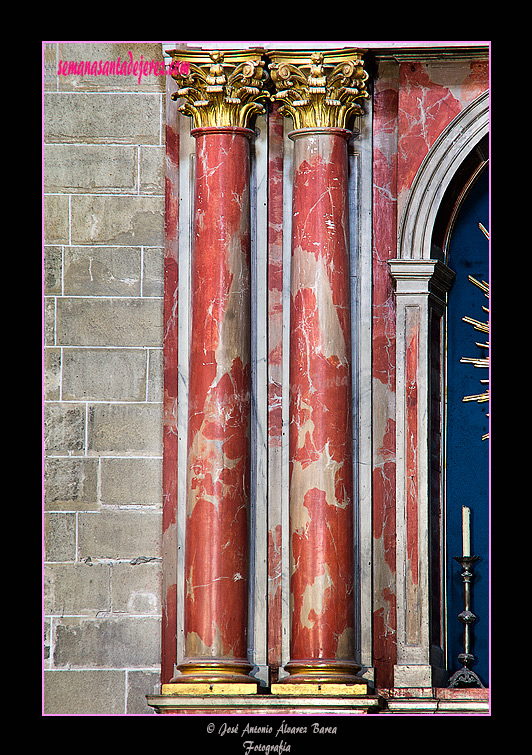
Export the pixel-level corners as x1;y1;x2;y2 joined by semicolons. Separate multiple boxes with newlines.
161;74;181;685
283;127;361;685
172;126;255;686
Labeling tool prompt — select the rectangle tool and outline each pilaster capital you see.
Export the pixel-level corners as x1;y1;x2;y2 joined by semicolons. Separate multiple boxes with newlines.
388;259;455;306
268;49;369;130
168;48;270;129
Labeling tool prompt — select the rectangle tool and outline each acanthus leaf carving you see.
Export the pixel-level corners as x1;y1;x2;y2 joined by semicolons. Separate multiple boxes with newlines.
168;49;270;130
269;50;369;130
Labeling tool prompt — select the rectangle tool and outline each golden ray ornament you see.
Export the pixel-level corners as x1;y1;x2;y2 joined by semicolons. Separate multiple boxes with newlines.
460;223;489;440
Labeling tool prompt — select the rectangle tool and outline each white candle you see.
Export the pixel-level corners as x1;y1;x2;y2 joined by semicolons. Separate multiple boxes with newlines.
462;506;470;557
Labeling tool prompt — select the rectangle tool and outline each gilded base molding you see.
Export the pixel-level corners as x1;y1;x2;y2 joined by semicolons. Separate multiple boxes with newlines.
161;682;258;696
270;682;368;697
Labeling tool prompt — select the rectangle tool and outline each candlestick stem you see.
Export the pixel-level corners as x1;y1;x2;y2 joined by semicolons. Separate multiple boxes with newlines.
448;556;484;688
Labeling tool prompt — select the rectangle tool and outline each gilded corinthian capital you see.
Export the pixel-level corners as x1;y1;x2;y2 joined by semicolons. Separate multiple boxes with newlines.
167;48;270;129
269;49;369;130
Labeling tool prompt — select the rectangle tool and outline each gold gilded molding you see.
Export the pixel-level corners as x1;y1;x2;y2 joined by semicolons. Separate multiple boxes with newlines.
167;48;269;129
270;682;368;696
161;682;258;696
269;49;369;130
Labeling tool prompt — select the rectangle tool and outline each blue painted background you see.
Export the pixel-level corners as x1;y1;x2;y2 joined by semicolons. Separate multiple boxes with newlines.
445;168;489;686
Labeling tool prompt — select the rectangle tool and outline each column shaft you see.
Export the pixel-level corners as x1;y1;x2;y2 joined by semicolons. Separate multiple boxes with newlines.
175;126;254;685
164;46;268;694
268;49;369;691
285;128;359;684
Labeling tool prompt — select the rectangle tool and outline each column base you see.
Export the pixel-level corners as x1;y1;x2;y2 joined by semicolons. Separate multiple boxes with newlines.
166;660;259;695
271;660;368;696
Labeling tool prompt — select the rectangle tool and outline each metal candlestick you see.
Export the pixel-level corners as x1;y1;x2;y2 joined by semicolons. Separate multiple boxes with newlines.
448;555;484;688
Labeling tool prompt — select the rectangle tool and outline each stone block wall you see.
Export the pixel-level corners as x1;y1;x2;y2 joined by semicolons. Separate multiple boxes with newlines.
43;42;167;714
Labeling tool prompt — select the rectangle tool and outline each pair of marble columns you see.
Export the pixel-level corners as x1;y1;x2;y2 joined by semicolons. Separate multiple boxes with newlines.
166;48;370;694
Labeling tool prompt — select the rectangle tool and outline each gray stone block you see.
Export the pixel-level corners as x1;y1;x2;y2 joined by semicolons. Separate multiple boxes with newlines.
44;618;51;661
110;561;162;615
44;403;85;455
44;512;77;562
127;670;160;714
44;562;111;615
57;42;166;93
44;195;69;244
53;615;161;668
44;92;162;144
141;247;164;297
44;144;138;193
139;146;165;194
70;195;164;246
100;457;161;505
43;42;57;92
87;403;162;455
44;457;99;509
44;298;56;346
62;348;147;401
44;348;61;400
43;670;126;714
64;246;141;296
44;246;62;294
56;297;162;347
147;348;163;402
77;510;161;560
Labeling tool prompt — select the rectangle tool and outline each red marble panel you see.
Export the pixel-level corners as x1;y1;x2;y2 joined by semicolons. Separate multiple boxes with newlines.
371;69;399;687
398;62;462;198
267;102;285;443
460;60;489;104
267;103;285;672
